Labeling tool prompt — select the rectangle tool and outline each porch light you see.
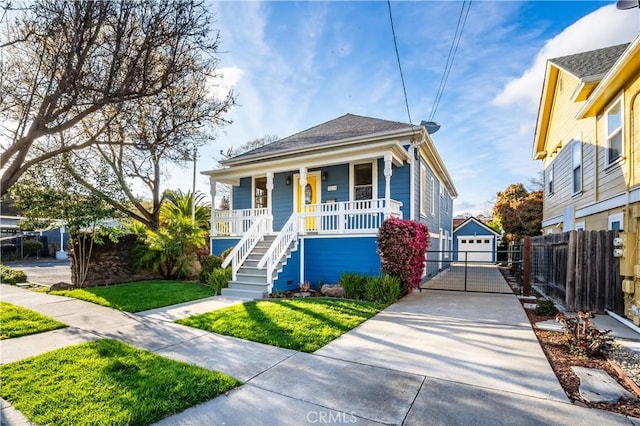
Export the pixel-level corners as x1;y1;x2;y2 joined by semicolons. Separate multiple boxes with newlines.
322;171;328;181
286;176;291;185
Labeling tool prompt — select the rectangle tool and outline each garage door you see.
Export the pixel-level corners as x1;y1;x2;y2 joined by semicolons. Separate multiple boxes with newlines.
458;237;493;262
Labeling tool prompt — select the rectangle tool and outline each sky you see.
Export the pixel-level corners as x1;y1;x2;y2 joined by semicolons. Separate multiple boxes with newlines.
167;0;640;216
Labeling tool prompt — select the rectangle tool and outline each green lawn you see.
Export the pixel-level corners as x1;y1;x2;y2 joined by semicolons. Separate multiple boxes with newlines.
0;302;66;339
50;281;215;312
177;298;382;352
0;339;240;426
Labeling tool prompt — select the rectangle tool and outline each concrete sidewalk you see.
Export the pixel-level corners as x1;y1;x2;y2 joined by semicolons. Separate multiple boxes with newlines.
1;284;639;425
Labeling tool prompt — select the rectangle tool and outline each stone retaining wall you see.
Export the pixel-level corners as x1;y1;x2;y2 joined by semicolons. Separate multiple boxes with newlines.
69;233;161;287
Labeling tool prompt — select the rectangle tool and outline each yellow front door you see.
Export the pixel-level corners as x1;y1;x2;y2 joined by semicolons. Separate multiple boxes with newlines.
296;175;318;231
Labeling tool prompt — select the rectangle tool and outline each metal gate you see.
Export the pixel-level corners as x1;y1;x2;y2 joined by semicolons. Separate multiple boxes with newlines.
420;250;513;294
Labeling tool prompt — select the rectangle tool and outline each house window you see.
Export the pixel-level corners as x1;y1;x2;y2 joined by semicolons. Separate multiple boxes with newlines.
606;97;623;166
420;164;427;216
608;212;623;231
547;164;554;196
353;163;373;201
444;230;450;258
572;139;582;194
254;177;268;208
575;222;585;231
430;176;435;215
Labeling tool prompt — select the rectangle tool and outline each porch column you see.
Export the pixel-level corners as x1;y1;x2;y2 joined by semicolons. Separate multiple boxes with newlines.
209;176;217;237
384;153;392;217
266;171;274;232
299;167;307;234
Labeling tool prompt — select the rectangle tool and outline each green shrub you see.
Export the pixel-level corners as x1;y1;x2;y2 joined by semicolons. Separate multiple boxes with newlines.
22;239;43;258
208;267;232;295
535;298;558;316
0;265;28;285
199;255;223;284
365;275;400;305
340;272;368;300
220;246;233;261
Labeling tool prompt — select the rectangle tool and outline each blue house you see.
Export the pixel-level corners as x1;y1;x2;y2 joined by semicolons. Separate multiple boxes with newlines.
452;217;500;263
204;114;457;299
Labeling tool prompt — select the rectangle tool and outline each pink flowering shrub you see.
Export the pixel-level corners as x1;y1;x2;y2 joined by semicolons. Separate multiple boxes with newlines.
377;218;430;293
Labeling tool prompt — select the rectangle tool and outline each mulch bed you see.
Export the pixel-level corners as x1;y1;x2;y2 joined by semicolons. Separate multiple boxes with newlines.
525;308;640;418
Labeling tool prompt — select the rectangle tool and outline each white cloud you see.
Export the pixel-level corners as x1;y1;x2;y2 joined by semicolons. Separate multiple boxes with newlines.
207;66;244;100
493;5;639;110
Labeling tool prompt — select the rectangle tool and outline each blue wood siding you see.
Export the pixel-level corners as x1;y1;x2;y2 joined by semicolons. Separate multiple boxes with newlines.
272;171;294;231
319;164;349;203
211;238;239;256
425;238;441;278
303;237;380;284
272;248;301;292
390;162;411;219
232;177;252;210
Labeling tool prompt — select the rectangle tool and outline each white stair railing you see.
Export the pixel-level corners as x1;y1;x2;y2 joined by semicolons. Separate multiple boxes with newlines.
258;213;299;292
222;215;272;281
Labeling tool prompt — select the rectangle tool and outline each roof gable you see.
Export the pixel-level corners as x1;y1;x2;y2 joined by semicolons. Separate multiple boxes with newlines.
453;217;500;236
231;114;412;160
548;43;629;80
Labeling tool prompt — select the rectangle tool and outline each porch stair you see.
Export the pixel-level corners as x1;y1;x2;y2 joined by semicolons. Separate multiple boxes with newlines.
222;235;296;300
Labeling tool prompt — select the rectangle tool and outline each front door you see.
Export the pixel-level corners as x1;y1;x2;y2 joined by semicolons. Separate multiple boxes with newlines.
295;173;320;231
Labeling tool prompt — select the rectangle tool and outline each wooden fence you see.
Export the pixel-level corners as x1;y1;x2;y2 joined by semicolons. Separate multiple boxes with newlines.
511;230;623;314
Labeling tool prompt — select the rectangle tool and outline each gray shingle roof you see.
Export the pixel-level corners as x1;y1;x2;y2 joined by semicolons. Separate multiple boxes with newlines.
549;43;630;80
230;114;412;160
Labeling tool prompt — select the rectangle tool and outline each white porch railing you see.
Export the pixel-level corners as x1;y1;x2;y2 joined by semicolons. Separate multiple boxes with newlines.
221;214;272;281
258;213;299;292
213;208;268;236
298;199;402;234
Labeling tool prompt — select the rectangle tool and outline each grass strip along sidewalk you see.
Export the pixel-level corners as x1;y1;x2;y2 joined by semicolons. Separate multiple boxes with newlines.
0;339;240;426
0;301;66;339
178;298;382;352
50;280;215;312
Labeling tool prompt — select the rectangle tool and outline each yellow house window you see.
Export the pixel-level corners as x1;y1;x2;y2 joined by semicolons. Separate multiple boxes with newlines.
420;163;427;216
572;139;582;194
606;97;623;165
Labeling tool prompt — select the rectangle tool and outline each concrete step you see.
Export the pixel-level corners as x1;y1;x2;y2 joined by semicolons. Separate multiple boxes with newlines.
227;281;268;292
236;271;268;284
221;287;266;300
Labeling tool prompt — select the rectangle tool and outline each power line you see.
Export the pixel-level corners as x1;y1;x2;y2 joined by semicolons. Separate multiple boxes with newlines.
428;0;472;122
387;0;414;131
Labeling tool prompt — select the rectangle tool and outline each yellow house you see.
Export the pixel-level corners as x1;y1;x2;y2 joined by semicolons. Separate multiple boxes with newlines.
532;36;640;324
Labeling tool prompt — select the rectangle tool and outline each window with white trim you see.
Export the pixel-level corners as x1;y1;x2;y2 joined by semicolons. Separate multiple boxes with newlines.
253;177;268;208
608;212;623;231
430;176;435;215
575;222;585;231
606;97;623;166
420;163;427;216
353;163;373;201
572;139;582;194
547;164;554;196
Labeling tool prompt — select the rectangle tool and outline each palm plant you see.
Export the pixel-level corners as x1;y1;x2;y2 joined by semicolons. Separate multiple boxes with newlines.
136;190;210;279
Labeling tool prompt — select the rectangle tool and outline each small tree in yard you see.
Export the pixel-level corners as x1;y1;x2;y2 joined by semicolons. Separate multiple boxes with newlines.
10;165;121;287
377;218;430;294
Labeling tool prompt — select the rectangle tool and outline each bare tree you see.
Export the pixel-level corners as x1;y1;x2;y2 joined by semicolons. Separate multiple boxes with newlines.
0;0;225;195
64;71;233;230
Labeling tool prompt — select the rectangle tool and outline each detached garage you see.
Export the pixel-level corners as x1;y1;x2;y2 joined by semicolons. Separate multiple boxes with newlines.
453;217;500;263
